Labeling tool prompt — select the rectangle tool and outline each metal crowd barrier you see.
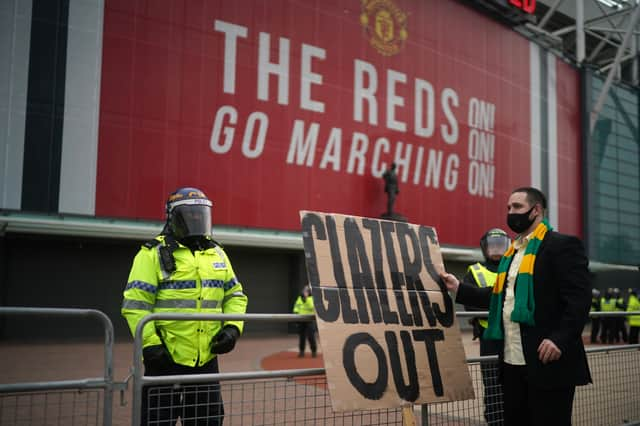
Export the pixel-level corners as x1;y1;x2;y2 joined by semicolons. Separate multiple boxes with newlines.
0;307;118;426
133;311;640;426
1;308;639;425
131;313;405;425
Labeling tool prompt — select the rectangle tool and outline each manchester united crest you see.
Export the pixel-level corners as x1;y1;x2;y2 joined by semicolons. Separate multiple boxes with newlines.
360;0;408;56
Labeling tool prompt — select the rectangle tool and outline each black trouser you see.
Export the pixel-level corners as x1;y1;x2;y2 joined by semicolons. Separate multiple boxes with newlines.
590;317;601;343
502;363;575;426
630;326;640;344
298;321;317;355
616;317;628;342
479;338;503;425
601;317;616;343
141;356;224;426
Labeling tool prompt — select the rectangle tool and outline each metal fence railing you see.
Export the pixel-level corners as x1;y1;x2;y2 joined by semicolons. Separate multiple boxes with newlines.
420;346;640;426
133;312;640;426
132;313;405;425
0;307;117;426
0;389;103;426
1;308;639;425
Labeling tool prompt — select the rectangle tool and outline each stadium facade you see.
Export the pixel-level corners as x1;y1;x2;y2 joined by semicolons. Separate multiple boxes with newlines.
1;0;638;339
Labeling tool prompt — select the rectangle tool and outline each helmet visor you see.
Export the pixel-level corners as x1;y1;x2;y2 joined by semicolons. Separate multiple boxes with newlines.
485;234;510;258
171;205;212;239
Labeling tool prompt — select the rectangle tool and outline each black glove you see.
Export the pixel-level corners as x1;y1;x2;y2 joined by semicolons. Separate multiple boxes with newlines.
211;326;240;354
142;344;172;370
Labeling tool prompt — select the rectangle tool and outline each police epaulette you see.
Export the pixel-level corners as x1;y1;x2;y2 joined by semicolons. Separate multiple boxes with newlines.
143;238;162;249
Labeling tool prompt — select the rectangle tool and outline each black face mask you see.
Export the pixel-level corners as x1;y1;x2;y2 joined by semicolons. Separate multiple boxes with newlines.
507;205;536;234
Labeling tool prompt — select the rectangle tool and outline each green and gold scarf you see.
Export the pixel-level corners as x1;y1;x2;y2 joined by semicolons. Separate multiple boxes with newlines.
483;219;552;340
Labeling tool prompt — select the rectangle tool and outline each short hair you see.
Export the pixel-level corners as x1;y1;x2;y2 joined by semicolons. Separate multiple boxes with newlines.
512;187;547;210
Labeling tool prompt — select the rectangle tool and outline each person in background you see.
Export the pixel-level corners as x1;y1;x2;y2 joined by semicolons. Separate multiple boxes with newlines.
122;187;248;426
462;228;510;425
293;285;317;358
440;187;591;426
626;288;640;344
613;288;628;343
600;288;617;344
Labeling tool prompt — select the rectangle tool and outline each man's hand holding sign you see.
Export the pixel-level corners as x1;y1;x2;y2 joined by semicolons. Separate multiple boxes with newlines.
300;212;474;412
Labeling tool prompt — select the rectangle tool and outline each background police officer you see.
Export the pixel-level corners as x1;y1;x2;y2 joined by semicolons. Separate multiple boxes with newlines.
627;288;640;344
292;285;317;357
462;228;510;425
613;287;628;343
600;288;617;344
122;187;248;425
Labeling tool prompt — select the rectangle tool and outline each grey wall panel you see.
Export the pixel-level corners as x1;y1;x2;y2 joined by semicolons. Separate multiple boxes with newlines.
0;0;32;209
59;0;103;215
0;237;302;340
224;247;299;335
1;234;139;340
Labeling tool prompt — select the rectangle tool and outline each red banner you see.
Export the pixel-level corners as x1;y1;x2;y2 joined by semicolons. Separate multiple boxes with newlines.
96;0;580;245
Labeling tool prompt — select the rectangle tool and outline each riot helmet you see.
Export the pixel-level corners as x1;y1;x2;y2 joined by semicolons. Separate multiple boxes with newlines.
165;187;212;241
480;228;510;262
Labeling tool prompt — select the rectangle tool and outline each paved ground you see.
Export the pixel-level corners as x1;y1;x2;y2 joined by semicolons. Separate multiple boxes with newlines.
1;328;638;425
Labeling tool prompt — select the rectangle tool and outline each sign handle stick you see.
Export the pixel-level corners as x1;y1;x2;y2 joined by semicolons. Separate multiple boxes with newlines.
402;404;416;426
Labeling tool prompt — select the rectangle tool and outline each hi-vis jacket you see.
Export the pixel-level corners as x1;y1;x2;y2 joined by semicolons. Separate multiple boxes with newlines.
467;263;497;329
293;296;315;315
600;297;617;312
121;235;248;367
627;294;640;327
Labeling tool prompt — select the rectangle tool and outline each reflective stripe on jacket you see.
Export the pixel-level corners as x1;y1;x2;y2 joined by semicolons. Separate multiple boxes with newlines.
121;235;248;367
468;263;497;328
293;296;315;316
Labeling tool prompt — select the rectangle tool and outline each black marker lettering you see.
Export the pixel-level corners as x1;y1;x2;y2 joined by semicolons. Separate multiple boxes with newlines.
302;214;340;322
381;221;414;326
326;216;358;323
362;219;399;325
311;287;340;322
396;223;424;327
385;330;419;402
412;329;445;396
345;218;382;324
343;332;388;400
411;278;438;327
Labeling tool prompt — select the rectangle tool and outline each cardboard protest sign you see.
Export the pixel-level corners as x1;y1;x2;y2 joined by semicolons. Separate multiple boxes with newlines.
300;211;474;412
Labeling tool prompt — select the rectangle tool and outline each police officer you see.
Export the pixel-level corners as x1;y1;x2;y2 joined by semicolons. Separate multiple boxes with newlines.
600;288;617;344
462;228;510;426
292;285;317;357
590;288;602;344
627;288;640;344
613;288;628;343
122;187;248;425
